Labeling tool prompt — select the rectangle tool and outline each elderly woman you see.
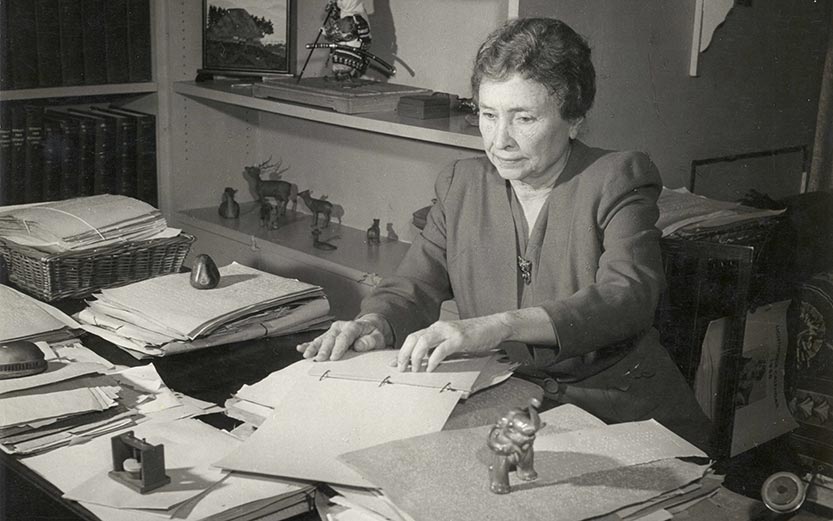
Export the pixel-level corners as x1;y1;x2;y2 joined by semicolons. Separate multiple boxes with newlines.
298;17;711;452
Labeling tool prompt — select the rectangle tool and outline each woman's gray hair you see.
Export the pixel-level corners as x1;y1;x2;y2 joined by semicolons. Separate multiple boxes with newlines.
471;18;596;121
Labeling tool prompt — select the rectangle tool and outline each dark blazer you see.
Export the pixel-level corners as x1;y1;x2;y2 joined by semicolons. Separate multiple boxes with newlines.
360;140;713;450
361;140;664;374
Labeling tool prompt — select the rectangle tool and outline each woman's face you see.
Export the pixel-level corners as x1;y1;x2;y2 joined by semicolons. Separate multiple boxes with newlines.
478;74;576;188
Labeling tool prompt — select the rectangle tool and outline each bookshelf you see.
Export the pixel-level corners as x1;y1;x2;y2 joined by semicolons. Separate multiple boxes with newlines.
0;82;158;102
0;0;161;207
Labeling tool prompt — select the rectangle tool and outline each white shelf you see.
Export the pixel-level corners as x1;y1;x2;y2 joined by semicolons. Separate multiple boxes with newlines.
0;82;158;101
174;80;484;151
178;204;412;282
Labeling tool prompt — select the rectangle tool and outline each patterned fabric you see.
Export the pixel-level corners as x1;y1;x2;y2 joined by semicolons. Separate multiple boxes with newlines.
789;271;833;474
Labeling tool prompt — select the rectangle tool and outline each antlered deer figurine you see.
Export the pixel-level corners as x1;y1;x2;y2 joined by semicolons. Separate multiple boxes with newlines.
298;190;333;228
243;157;297;218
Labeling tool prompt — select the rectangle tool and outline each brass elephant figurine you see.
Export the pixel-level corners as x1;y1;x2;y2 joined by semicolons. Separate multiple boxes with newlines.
487;398;546;494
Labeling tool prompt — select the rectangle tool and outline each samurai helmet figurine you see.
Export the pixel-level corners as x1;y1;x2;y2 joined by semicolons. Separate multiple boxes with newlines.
323;0;372;79
304;0;395;81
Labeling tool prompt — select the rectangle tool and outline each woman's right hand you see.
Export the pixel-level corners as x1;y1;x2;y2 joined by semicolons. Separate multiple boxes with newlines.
295;314;392;361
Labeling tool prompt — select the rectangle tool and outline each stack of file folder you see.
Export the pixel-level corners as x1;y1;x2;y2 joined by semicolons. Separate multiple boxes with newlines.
76;262;332;358
0;194;175;253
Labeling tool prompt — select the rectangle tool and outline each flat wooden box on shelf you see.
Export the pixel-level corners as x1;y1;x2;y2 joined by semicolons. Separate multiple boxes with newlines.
252;77;432;114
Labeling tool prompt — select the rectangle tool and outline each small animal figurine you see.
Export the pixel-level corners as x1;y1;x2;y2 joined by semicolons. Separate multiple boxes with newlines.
298;190;333;228
218;187;240;219
487;398;545;494
312;228;338;250
366;218;381;244
243;157;296;218
385;222;398;241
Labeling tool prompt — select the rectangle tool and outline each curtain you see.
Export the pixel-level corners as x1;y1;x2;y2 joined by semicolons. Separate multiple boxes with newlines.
809;5;833;192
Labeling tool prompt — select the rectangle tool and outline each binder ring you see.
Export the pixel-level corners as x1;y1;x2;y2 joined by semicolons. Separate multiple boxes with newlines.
319;369;331;381
439;382;453;393
378;376;392;387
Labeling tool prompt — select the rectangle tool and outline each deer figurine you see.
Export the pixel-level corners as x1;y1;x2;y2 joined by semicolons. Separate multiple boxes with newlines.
298;190;333;228
243;157;297;217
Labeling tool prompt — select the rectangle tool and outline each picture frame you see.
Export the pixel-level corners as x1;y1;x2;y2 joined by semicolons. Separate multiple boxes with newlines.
202;1;294;78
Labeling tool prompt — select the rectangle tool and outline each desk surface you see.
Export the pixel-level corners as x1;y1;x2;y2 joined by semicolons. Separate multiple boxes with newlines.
2;329;830;521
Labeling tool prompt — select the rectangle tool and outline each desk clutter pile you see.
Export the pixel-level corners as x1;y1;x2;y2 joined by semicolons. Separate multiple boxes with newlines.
0;193;719;521
218;353;717;521
2;289;718;521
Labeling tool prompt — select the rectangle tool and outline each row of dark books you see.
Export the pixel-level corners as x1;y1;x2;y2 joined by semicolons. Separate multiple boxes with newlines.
0;0;152;90
0;104;157;207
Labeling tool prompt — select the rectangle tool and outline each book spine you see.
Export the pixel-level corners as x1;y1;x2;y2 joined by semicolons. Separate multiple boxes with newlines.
109;107;157;205
7;0;39;89
0;107;11;205
75;118;95;196
114;116;136;196
58;116;79;199
41;118;62;201
23;104;44;203
34;0;63;88
136;114;156;206
104;0;129;84
94;118;116;195
58;0;85;86
0;0;12;90
8;105;27;203
126;0;151;82
81;0;107;85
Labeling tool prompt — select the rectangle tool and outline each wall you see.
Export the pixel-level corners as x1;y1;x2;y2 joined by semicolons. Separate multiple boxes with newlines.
519;0;831;192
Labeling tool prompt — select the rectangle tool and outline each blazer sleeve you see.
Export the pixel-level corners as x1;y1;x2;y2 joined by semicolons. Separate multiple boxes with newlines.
539;152;666;361
359;163;456;348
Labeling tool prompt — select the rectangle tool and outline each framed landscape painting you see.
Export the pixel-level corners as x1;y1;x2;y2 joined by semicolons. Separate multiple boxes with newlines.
202;0;294;76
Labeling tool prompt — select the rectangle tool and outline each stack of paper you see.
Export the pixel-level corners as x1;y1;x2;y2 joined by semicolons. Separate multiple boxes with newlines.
0;195;176;253
656;187;785;237
0;284;81;343
216;350;514;488
0;342;221;455
24;418;315;521
75;262;333;358
332;404;714;521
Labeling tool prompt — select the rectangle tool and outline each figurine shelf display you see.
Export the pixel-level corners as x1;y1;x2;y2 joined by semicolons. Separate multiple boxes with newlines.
487;398;545;494
218;187;240;219
298;190;333;228
366;218;381;244
244;158;297;219
312;228;338;250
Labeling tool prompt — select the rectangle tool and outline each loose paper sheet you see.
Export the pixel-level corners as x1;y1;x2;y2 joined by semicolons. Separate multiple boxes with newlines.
0;362;103;395
0;285;77;342
59;419;231;510
306;349;495;395
0;387;113;428
215;376;461;487
339;405;708;521
729;300;798;455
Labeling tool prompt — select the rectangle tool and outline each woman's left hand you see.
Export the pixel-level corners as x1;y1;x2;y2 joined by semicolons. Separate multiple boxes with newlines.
395;316;510;373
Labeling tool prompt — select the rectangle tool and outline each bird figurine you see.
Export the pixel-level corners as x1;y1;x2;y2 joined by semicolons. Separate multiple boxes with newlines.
312;228;338;250
218;187;240;219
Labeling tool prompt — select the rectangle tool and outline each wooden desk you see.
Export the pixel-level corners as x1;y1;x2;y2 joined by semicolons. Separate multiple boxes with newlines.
1;330;321;521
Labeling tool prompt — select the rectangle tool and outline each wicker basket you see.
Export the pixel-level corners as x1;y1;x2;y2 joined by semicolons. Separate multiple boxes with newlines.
0;233;195;302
